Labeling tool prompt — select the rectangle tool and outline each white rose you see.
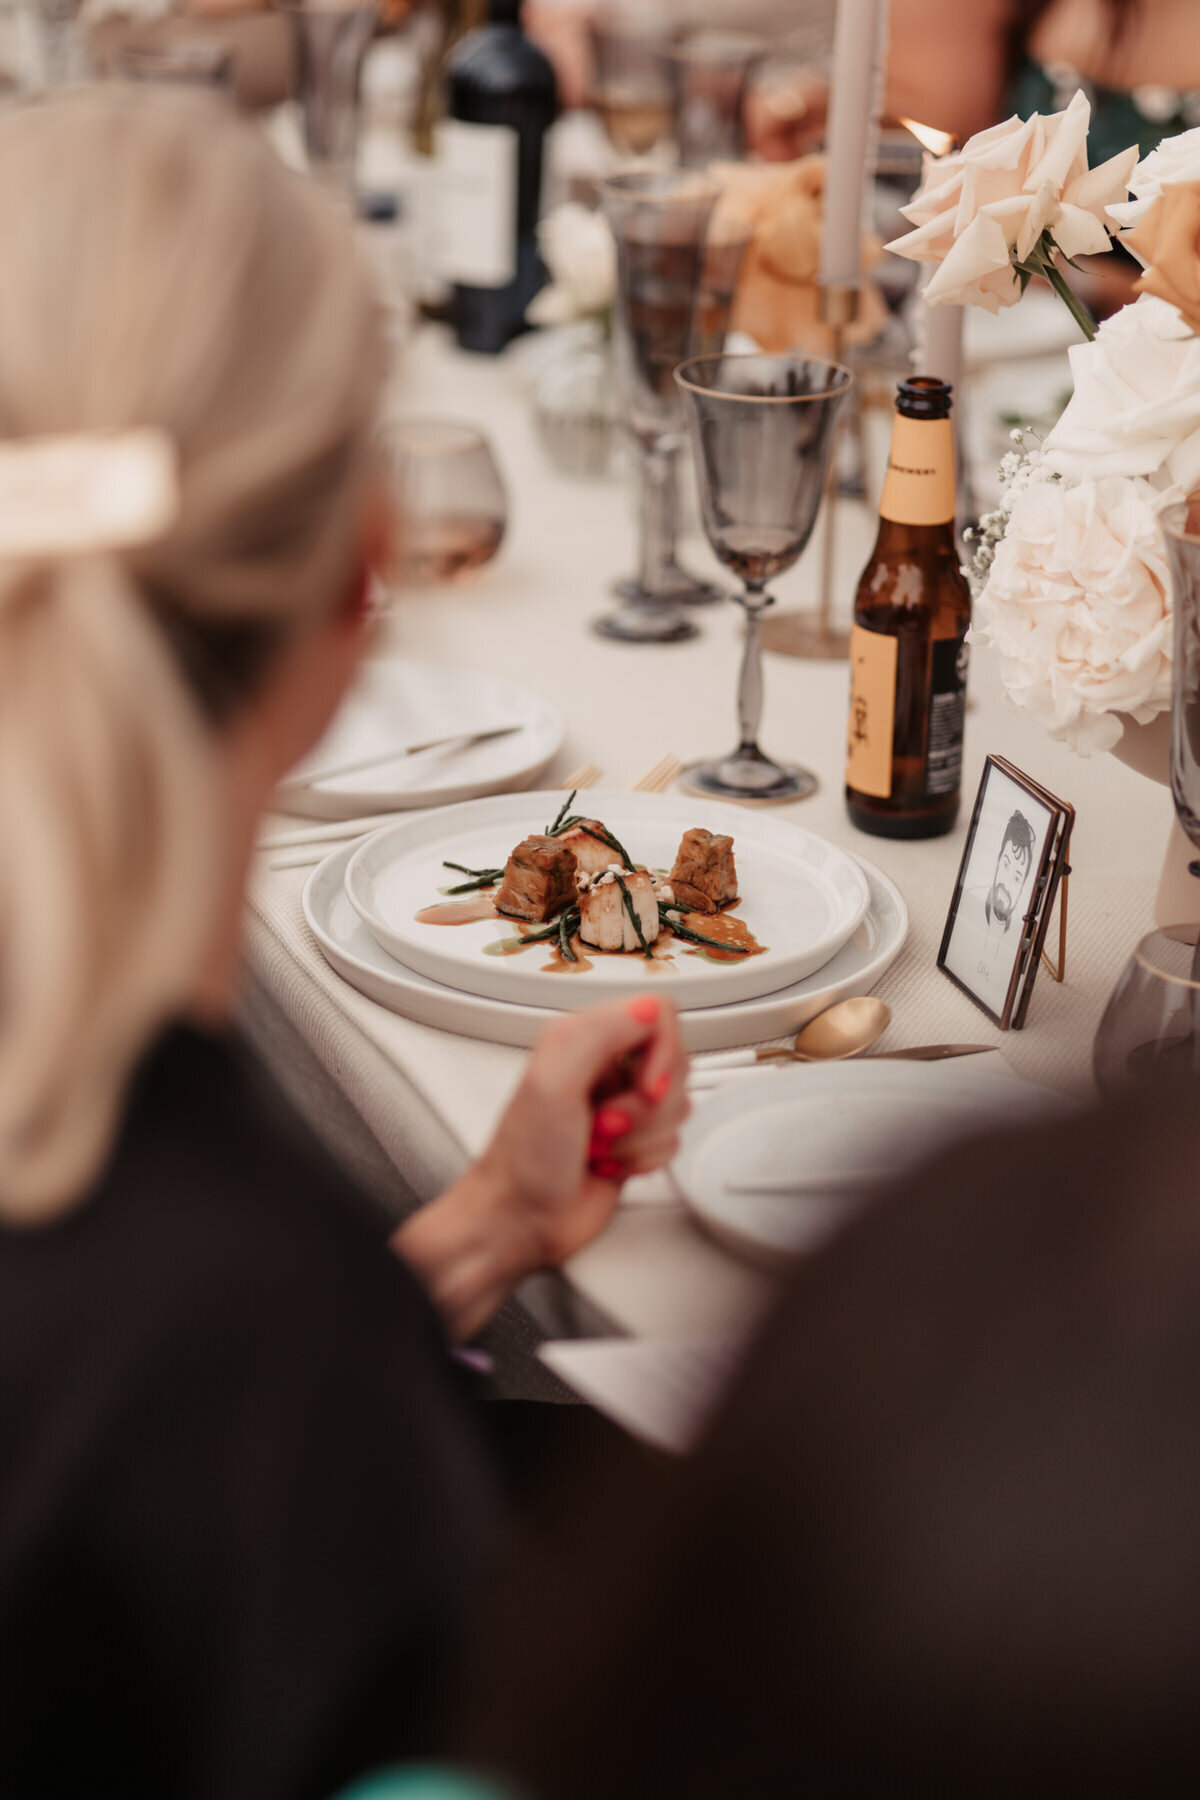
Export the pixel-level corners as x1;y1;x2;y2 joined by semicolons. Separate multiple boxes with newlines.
973;475;1173;753
886;89;1136;311
1042;293;1200;493
527;203;616;327
1108;124;1200;257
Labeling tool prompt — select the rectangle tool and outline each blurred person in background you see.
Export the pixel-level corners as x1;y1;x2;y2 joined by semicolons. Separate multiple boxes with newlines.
0;86;687;1800
889;0;1198;315
890;0;1198;160
435;1084;1200;1797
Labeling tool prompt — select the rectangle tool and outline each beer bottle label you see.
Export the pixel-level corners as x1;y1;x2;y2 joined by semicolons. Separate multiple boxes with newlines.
846;623;898;799
879;416;955;526
925;635;968;797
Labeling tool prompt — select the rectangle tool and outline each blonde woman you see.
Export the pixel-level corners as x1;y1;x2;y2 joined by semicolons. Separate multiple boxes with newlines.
0;88;688;1800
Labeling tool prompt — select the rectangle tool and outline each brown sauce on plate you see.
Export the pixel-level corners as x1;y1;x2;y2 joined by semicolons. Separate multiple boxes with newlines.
541;935;595;975
681;911;767;963
415;896;499;926
414;894;762;971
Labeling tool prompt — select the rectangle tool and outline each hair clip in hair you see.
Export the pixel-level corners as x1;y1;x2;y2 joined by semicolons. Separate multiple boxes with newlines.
0;429;179;561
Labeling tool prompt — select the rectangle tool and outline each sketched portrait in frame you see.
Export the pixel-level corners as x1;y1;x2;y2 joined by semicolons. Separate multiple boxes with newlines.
939;759;1056;1026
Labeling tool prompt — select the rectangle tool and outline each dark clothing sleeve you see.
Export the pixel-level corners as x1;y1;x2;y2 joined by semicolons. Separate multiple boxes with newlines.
0;1028;501;1800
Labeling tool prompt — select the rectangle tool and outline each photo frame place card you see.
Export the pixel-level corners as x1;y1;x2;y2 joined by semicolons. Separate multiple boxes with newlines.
937;755;1074;1031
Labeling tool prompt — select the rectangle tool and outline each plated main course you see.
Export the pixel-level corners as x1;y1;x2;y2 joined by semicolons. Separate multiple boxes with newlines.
416;791;765;972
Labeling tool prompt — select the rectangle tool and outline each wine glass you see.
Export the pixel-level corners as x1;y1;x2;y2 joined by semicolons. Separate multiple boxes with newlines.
599;171;751;644
1161;500;1200;872
385;420;507;586
674;352;853;801
589;3;674;160
116;41;237;93
609;212;753;615
1094;928;1200;1095
658;28;764;168
277;0;378;197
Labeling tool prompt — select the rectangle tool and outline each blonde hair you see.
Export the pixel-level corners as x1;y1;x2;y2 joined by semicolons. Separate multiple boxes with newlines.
0;88;382;1223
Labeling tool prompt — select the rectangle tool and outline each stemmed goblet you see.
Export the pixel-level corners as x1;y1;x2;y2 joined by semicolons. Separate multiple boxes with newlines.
589;3;675;160
1092;500;1200;1091
658;29;763;168
675;352;853;801
598;171;750;642
1162;500;1200;868
277;0;378;197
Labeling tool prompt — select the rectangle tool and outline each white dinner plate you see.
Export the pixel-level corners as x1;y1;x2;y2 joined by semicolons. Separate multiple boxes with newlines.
674;1058;1068;1269
303;839;905;1052
343;791;871;1013
274;660;565;820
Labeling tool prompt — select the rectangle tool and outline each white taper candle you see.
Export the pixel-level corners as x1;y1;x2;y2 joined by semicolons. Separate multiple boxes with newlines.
819;0;890;290
916;273;965;400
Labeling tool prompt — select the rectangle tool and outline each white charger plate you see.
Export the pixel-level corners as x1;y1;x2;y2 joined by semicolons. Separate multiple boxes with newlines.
344;791;872;1013
304;838;906;1052
674;1058;1067;1269
274;660;565;820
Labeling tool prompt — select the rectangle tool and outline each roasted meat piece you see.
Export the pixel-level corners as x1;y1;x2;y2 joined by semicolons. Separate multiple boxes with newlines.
578;868;661;953
494;835;580;922
668;828;738;914
557;820;624;878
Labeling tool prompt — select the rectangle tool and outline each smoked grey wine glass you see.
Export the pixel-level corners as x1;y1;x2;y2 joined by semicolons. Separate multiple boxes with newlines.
1161;501;1200;872
675;352;853;801
278;0;378;196
598;169;721;645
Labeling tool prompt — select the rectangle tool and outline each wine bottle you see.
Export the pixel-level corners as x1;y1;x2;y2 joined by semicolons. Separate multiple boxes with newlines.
442;0;558;355
845;376;970;840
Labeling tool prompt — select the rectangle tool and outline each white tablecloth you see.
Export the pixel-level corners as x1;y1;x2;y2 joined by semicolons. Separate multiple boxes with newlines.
244;324;1172;1343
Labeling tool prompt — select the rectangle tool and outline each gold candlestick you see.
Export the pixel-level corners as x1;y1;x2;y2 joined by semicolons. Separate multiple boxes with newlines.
760;281;860;661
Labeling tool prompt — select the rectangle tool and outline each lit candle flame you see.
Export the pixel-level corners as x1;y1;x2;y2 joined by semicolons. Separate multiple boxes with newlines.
900;117;957;157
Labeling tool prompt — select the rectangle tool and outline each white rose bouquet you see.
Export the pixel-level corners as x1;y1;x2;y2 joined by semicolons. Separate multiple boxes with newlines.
887;90;1137;340
887;95;1200;755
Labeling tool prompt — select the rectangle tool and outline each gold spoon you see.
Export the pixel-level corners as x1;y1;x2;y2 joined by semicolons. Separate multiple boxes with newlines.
696;996;892;1072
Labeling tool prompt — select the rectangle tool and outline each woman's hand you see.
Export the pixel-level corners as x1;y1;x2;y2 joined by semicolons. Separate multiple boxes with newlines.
481;993;690;1268
393;996;690;1341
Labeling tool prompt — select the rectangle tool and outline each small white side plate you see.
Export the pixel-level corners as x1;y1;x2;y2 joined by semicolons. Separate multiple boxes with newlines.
674;1059;1067;1268
274;660;565;820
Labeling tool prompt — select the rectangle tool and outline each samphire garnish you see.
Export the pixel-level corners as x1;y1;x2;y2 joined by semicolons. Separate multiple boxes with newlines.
513;907;582;948
657;902;750;955
544;790;635;872
614;873;654;959
442;859;506;895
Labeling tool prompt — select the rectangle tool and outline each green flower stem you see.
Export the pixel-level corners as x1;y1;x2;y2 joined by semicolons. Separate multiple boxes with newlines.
1014;234;1097;341
1040;255;1097;341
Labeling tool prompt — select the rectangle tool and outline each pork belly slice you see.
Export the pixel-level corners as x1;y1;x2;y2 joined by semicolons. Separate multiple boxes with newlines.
557;820;623;878
577;868;661;953
494;834;579;922
667;828;738;915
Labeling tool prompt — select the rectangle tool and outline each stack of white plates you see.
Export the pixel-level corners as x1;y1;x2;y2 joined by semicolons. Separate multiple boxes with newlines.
303;789;910;1053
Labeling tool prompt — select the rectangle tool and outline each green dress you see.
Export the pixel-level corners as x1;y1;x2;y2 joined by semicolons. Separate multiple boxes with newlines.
1011;55;1200;163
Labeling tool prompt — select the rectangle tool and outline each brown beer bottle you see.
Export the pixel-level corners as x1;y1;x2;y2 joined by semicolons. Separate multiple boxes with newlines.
845;376;970;839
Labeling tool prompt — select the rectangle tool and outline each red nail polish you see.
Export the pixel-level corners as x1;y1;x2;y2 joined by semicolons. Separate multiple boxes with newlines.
648;1072;672;1104
592;1156;625;1181
629;996;660;1025
596;1106;632;1139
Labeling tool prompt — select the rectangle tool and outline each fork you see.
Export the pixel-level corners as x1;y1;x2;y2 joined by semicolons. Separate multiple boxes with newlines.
264;762;607;871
